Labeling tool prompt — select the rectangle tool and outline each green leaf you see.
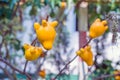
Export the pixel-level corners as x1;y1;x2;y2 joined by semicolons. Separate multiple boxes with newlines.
29;5;37;16
72;0;78;3
50;0;55;9
34;0;41;8
12;39;21;50
44;0;49;5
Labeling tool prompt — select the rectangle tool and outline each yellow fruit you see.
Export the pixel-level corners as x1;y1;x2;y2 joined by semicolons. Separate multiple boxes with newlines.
34;20;58;50
39;70;46;78
89;18;108;38
60;1;66;9
23;44;43;61
114;70;120;80
76;45;93;66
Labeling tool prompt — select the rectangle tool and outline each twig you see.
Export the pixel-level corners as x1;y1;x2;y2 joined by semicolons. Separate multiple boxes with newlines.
53;55;78;80
12;0;20;18
52;38;92;80
4;43;9;59
37;57;46;73
0;57;31;80
31;37;37;46
82;38;92;48
94;72;120;80
0;37;4;57
37;51;47;72
0;65;13;79
23;60;28;73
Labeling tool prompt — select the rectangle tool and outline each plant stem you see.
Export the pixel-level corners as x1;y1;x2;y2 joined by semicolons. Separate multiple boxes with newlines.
0;65;13;79
52;38;92;80
0;37;4;57
53;55;78;80
12;0;20;18
31;37;37;46
94;72;120;80
82;38;92;48
37;51;47;72
0;58;31;80
23;60;28;73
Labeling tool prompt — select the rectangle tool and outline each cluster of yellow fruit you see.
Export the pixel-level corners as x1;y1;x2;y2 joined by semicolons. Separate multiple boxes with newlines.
23;18;108;78
76;18;108;66
22;1;67;78
23;20;58;78
24;20;58;61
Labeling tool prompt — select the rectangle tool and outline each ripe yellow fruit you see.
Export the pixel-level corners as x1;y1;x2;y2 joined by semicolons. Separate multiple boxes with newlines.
114;70;120;80
23;44;43;61
76;45;93;66
89;18;108;38
60;1;66;9
34;20;58;50
39;70;46;78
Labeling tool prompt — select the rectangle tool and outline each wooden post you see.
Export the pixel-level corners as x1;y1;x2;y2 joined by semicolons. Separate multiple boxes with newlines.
78;1;88;80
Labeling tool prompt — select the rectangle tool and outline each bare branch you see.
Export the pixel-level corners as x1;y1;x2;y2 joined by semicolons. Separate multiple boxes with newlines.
0;58;31;80
94;72;120;80
52;38;92;80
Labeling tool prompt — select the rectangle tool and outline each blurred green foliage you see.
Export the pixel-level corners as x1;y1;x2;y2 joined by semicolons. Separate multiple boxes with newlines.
0;0;18;19
88;2;120;24
88;60;115;80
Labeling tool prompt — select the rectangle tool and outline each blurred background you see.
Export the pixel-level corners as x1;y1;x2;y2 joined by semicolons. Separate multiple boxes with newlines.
0;0;120;80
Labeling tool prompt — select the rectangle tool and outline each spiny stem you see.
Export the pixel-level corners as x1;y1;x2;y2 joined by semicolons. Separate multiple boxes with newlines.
53;38;92;80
